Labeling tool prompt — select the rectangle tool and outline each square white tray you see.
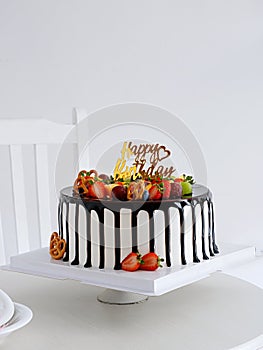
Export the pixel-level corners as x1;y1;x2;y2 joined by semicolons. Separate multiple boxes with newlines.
2;242;255;296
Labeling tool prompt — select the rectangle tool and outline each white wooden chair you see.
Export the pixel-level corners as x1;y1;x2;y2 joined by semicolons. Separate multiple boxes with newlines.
0;108;88;265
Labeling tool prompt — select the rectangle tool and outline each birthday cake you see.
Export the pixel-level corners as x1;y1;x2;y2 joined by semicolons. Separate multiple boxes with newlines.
49;142;219;271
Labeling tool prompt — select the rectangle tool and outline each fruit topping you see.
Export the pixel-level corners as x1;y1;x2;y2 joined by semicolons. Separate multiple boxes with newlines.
112;185;128;201
170;182;182;198
140;252;164;271
73;169;195;201
174;177;183;183
121;252;143;271
181;174;195;184
89;182;106;199
181;182;192;196
142;190;149;201
180;175;195;196
162;179;171;199
149;184;162;200
98;173;110;181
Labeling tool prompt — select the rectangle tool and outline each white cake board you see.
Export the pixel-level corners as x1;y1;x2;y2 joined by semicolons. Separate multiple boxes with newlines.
1;242;255;304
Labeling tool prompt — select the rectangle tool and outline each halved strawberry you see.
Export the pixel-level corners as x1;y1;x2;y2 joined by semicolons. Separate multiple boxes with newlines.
121;252;143;272
89;182;106;199
140;252;164;271
162;180;171;199
149;184;162;200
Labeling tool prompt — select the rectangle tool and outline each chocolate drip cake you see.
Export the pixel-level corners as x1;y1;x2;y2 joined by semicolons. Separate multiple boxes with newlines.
50;141;219;272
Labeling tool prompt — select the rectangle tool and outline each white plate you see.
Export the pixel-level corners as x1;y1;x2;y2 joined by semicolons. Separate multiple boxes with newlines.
0;290;15;327
0;303;33;343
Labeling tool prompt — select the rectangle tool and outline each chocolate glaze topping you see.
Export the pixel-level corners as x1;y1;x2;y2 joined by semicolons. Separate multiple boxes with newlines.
59;184;219;269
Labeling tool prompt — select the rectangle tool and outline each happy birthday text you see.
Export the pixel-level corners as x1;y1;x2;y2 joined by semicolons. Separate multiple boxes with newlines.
113;141;176;179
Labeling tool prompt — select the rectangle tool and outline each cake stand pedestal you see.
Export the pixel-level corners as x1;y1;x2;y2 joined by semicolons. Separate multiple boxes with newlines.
97;289;148;305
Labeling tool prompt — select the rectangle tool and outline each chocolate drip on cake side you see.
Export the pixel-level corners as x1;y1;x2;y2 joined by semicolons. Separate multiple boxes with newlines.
97;208;105;269
58;184;220;269
210;199;219;254
200;200;209;260
131;211;138;253
163;205;171;267
71;203;80;265
148;209;155;252
207;198;215;257
191;200;200;263
58;200;62;239
63;202;70;262
178;203;187;265
114;211;121;270
84;209;92;268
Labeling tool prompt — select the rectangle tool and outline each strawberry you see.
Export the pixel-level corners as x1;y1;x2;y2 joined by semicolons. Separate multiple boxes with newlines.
140;252;164;271
162;180;171;199
149;184;162;200
89;181;106;199
174;178;183;183
121;252;143;272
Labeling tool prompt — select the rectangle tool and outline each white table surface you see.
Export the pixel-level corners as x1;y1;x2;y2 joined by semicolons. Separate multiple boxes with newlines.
0;263;263;350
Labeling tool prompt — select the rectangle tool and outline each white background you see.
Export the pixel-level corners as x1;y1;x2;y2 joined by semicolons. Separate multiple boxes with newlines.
0;0;263;249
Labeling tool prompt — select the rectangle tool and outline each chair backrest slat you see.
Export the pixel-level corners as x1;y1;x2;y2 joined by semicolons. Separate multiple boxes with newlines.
47;144;62;232
0;212;6;265
0;119;74;145
21;144;42;251
0;116;78;264
35;144;52;247
0;145;19;263
10;144;30;254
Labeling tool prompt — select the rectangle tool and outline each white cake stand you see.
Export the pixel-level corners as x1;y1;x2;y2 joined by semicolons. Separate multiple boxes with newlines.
1;242;255;305
97;289;148;304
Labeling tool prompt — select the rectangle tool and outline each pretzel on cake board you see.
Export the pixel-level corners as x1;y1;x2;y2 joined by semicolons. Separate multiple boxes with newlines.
49;232;66;260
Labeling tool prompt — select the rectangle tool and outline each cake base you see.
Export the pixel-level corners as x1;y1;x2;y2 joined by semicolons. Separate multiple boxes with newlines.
1;242;255;297
97;289;148;305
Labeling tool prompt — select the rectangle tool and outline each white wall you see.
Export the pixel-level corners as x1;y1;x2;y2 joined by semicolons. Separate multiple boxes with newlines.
0;1;263;249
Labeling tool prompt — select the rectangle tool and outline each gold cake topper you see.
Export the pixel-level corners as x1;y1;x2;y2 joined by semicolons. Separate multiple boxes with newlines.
113;141;176;180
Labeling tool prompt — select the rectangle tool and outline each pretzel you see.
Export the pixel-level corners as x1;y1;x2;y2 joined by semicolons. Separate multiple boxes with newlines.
135;180;145;200
127;180;145;200
50;232;59;242
74;169;99;196
89;169;98;177
73;176;89;196
127;182;136;200
78;169;98;178
49;232;66;260
78;170;90;178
